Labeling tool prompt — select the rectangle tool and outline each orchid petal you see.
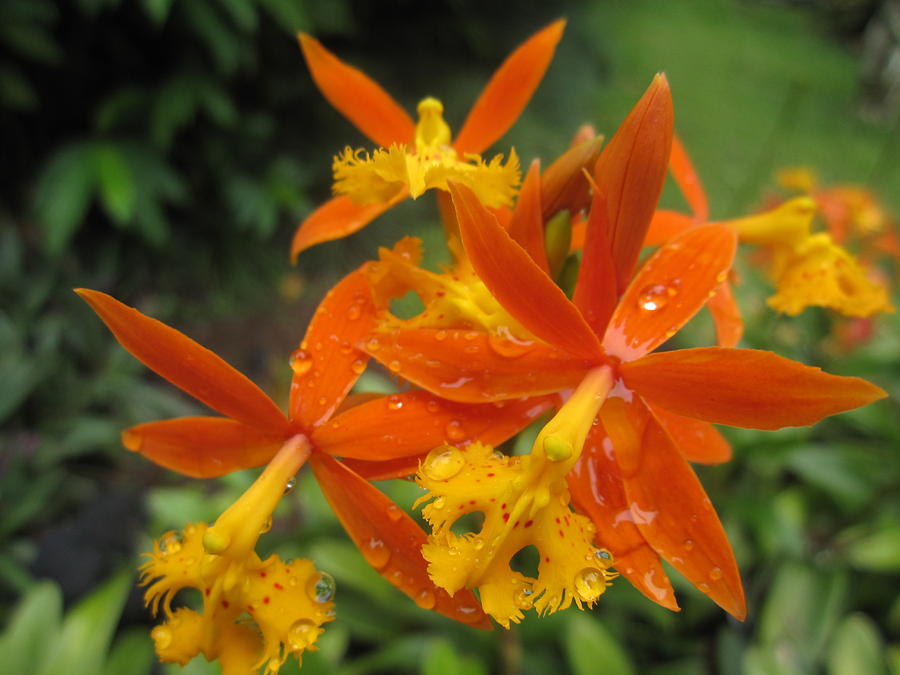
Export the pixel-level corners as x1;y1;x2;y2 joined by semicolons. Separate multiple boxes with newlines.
594;74;674;288
451;182;603;359
310;454;492;629
507;159;550;272
647;402;732;465
289;266;377;430
573;191;618;338
453;20;565;154
669;134;708;221
298;34;415;147
540;135;603;219
643;209;696;247
76;290;288;432
707;281;744;347
603;225;737;361
121;417;285;478
622;347;888;429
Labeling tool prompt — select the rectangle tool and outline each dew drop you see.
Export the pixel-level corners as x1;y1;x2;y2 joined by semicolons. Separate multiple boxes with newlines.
463;330;479;341
347;304;362;320
595;548;613;563
709;567;723;581
260;517;272;534
351;359;366;375
160;532;183;555
339;341;353;354
386;504;403;521
284;476;297;494
423;445;465;481
366;337;380;352
363;538;391;570
487;330;532;358
426;400;440;413
435;330;448;341
414;588;436;609
698;583;710;593
637;281;679;311
307;572;336;603
574;568;607;602
514;587;534;609
388;360;401;373
151;625;173;650
317;396;327;405
290;349;313;375
445;420;465;442
683;539;694;551
472;538;484;550
287;619;319;651
386;395;404;411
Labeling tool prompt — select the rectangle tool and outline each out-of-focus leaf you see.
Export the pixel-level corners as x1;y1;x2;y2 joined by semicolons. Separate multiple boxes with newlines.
103;628;154;675
0;64;38;109
33;142;96;255
827;613;886;675
564;613;635;675
843;525;900;573
36;570;132;675
198;83;237;127
95;87;147;133
787;445;876;510
94;144;136;224
0;471;63;538
142;0;175;25
422;639;466;675
182;2;241;74
216;0;257;32
0;18;61;64
259;0;310;33
0;581;62;675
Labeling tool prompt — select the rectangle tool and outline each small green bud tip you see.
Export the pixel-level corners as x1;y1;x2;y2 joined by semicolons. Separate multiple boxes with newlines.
543;435;573;462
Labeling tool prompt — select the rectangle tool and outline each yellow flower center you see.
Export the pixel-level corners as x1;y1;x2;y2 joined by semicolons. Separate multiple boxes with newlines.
140;436;335;673
332;97;520;207
416;367;617;628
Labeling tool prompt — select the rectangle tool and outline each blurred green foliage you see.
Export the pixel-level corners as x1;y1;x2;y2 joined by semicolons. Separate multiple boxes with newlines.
1;0;898;674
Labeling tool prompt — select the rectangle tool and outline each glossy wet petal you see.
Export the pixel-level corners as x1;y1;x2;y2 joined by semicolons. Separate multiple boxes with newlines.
451;182;603;359
573;191;618;338
310;454;491;629
603;225;737;361
289;266;377;430
298;34;415;147
594;74;674;288
669;134;708;221
622;347;888;429
453;20;565;154
76;289;288;432
507;159;550;272
646;402;732;465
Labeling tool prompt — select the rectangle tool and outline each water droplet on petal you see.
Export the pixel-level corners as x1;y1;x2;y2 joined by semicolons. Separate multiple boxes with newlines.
683;539;694;551
388;360;401;373
260;517;272;534
160;532;183;555
347;304;362;320
414;588;436;609
386;395;404;411
709;567;723;581
339;341;353;354
386;504;403;521
472;538;484;550
637;281;679;311
595;548;612;563
435;330;448;341
423;445;465;481
351;359;366;375
287;619;319;651
574;568;607;602
363;538;391;570
445;420;465;442
284;476;297;494
426;400;440;413
307;572;336;603
366;337;380;352
514;588;534;610
698;583;711;593
290;349;313;375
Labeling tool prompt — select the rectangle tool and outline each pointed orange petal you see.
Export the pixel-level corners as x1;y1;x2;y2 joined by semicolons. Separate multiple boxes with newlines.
76;289;287;432
507;159;550;272
602;396;745;619
313;390;554;460
453;19;565;154
298;34;415;147
643;209;696;247
291;192;405;261
568;424;679;611
573;191;618;337
594;74;674;288
707;281;743;347
669;134;708;221
289;266;376;430
603;225;737;361
622;347;888;429
451;182;603;359
310;454;492;629
540;135;603;219
122;417;285;478
568;216;586;253
368;328;593;402
646;402;732;465
342;456;420;482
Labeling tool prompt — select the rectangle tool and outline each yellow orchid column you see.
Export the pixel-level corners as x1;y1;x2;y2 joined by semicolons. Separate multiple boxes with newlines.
416;366;618;628
140;435;335;673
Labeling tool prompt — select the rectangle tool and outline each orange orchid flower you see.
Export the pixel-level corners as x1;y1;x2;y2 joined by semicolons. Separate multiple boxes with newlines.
77;271;556;640
361;76;887;620
291;20;565;260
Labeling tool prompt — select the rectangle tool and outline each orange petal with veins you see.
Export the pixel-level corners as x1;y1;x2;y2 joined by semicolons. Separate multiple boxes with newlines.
451;182;603;359
342;456;421;482
121;417;285;478
643;210;696;247
573;191;618;337
289;266;376;430
76;289;288;433
604;225;737;361
669;134;709;221
707;281;743;347
568;424;679;611
453;20;565;154
541;135;603;219
507;159;550;272
622;347;888;429
298;34;415;147
367;328;593;402
646;402;732;465
291;192;406;261
314;390;554;460
594;74;674;288
601;396;746;619
310;454;492;629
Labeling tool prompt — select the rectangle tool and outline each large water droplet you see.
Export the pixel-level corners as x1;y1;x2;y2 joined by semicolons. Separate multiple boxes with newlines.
574;568;607;602
487;327;533;358
637;282;679;311
363;538;391;570
290;349;313;375
414;588;436;609
307;572;336;603
287;619;319;651
284;476;297;494
444;420;465;442
423;445;465;481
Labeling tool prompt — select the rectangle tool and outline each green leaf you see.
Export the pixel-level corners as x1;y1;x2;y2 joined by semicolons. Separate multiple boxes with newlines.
142;0;176;25
0;64;37;109
33;142;96;255
0;581;63;675
827;613;886;675
259;0;310;33
845;525;900;573
103;628;155;675
563;613;635;675
94;143;136;224
422;639;468;675
36;570;133;675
